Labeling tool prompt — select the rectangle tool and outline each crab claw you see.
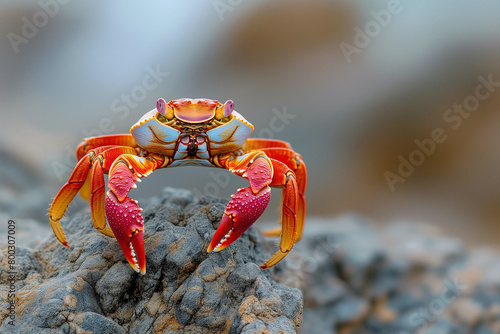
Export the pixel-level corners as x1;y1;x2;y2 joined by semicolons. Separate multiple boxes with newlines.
208;186;271;253
105;191;146;274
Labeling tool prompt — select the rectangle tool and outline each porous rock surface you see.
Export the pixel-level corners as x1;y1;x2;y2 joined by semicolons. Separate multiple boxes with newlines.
0;188;303;334
2;186;500;334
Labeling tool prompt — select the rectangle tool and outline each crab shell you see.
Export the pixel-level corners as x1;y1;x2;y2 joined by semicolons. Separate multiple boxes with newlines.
130;98;254;164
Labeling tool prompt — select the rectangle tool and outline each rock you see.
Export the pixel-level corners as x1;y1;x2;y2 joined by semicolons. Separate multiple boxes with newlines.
332;296;368;325
0;187;303;333
294;216;500;333
2;187;500;333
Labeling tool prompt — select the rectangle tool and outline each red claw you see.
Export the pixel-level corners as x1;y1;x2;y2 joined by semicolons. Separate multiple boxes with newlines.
108;162;139;202
208;186;271;253
105;191;146;274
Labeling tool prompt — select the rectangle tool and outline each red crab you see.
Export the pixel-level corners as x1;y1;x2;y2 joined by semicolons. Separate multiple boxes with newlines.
49;98;307;274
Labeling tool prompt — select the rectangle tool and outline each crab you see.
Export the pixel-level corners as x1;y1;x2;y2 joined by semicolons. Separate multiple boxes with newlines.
49;98;307;274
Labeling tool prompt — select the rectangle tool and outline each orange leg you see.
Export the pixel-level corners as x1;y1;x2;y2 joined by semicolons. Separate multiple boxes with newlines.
76;134;138;199
260;158;299;269
49;146;137;246
242;138;291;151
76;134;137;160
245;145;307;243
49;153;92;246
88;146;139;235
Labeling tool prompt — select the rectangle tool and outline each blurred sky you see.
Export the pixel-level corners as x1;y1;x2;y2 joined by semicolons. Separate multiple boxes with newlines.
1;0;500;247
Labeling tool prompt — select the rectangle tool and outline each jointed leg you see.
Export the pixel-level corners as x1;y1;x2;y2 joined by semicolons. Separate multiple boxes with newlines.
76;134;137;160
77;134;138;199
261;158;299;269
49;146;135;246
242;138;291;151
252;147;307;242
49;153;93;246
88;146;139;236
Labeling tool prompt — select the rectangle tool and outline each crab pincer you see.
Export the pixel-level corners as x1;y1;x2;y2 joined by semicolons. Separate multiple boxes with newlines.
104;160;151;274
105;191;146;274
208;154;273;253
208;186;271;252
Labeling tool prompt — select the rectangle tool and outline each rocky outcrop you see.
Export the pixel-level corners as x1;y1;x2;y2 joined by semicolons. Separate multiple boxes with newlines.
0;188;303;334
2;187;499;333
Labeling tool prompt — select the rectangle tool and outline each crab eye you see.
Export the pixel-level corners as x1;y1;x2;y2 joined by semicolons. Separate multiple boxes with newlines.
215;99;235;120
223;100;234;117
156;98;167;116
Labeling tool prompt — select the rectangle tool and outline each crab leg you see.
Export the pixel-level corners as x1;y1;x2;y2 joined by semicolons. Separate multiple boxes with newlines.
242;138;292;150
49;146;138;245
104;154;164;274
76;134;137;160
257;148;307;242
88;147;138;236
49;146;117;245
207;152;274;263
78;141;137;200
260;159;299;269
49;154;92;246
242;140;306;240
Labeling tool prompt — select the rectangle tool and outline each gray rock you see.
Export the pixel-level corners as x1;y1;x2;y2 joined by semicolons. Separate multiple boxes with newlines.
79;312;127;334
332;296;368;325
274;284;303;323
0;187;303;333
95;262;134;313
296;216;500;333
35;298;65;328
4;185;499;333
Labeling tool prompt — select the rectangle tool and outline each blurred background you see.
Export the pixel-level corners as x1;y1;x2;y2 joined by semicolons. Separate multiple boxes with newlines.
1;0;500;248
